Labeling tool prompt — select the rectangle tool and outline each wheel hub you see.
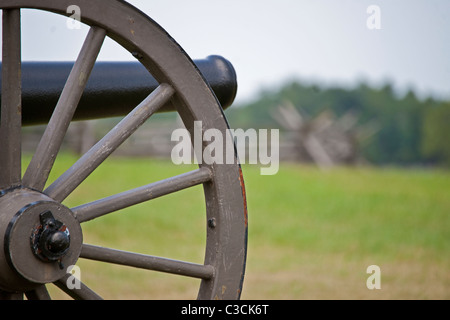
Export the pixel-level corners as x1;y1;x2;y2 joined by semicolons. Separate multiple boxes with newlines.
31;210;71;267
0;188;82;292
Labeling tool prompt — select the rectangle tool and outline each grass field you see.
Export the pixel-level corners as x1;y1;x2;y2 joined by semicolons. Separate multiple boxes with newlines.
27;153;450;299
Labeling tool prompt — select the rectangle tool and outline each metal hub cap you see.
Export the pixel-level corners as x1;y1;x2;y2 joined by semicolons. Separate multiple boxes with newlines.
31;210;71;267
0;189;82;292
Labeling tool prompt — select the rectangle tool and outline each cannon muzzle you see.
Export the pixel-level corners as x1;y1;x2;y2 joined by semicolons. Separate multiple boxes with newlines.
0;55;237;126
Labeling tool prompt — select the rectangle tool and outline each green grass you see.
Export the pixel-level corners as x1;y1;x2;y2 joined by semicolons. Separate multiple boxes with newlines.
243;164;450;299
25;153;450;299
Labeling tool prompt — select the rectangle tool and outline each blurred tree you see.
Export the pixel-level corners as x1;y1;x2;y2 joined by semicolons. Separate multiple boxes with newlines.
225;80;448;167
421;102;450;166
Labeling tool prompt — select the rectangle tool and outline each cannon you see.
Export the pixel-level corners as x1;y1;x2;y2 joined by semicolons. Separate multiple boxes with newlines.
0;0;247;300
3;57;238;125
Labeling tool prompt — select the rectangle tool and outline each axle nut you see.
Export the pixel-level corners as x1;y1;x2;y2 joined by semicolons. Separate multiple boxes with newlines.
31;211;71;264
45;230;70;254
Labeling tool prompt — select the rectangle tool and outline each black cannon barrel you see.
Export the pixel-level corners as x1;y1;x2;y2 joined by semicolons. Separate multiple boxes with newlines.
0;55;237;126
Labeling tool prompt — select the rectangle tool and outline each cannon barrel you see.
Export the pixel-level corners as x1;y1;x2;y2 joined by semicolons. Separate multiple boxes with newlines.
0;55;237;126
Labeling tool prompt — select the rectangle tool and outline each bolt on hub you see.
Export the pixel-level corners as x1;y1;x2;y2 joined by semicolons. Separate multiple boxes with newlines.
31;210;71;269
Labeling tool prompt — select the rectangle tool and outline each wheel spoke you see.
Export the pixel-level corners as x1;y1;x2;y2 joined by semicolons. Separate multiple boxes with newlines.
22;27;106;191
44;83;175;202
80;244;215;280
0;290;23;300
73;167;211;223
0;9;22;189
25;285;51;300
54;274;102;300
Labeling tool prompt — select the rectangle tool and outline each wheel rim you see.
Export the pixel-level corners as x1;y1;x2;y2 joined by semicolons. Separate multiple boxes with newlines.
0;0;247;300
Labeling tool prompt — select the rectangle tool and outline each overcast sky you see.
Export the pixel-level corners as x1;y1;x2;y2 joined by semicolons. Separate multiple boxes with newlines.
10;0;450;103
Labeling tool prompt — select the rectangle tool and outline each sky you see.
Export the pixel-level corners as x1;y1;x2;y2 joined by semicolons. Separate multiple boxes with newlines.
7;0;450;103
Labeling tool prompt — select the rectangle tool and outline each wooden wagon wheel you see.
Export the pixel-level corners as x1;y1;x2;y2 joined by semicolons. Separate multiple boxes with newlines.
0;0;247;300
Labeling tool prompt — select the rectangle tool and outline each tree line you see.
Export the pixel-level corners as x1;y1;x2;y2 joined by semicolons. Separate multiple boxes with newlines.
225;81;450;167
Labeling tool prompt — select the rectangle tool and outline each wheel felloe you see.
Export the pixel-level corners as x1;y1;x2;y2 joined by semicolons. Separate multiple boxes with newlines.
0;188;82;292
